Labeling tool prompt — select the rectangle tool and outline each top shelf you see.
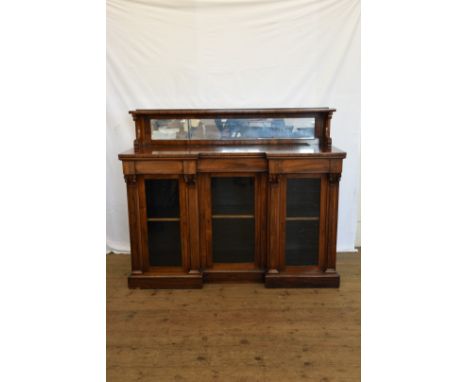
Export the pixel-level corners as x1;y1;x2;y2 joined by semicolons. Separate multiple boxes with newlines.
130;108;336;118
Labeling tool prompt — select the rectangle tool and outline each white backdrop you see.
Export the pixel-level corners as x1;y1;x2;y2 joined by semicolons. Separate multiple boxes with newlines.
107;0;360;252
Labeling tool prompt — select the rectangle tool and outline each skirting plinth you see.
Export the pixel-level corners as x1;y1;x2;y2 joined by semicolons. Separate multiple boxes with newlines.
264;271;340;288
128;271;340;288
128;274;203;289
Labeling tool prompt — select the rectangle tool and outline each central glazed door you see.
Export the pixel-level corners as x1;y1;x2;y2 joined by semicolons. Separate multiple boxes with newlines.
199;173;267;274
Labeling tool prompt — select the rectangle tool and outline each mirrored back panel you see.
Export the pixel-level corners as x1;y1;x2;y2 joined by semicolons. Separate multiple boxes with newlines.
150;117;315;140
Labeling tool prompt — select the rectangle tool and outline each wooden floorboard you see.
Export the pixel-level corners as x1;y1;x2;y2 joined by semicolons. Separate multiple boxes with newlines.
107;252;360;381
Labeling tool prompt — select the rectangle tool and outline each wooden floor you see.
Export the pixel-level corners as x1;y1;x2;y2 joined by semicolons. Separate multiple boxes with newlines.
107;253;360;382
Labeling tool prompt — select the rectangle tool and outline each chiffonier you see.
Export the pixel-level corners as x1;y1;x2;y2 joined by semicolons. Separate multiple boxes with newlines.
118;108;346;288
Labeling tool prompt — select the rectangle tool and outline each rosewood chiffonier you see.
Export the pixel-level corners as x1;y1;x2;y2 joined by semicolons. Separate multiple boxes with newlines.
119;108;346;288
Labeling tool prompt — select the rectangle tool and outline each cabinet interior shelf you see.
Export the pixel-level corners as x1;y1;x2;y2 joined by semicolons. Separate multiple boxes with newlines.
147;217;180;222
212;214;254;219
286;216;319;221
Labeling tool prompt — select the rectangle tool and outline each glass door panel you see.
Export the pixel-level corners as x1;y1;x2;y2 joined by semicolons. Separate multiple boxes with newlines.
145;179;182;267
212;218;255;263
285;178;320;266
286;178;320;217
211;177;255;263
211;177;254;215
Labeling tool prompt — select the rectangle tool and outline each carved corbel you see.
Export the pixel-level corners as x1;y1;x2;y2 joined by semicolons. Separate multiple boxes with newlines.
124;174;137;185
268;173;279;184
183;174;196;186
328;173;341;184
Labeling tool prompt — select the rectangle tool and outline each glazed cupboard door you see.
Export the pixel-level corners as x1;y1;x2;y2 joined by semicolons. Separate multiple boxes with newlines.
199;173;267;271
212;176;255;264
139;176;190;272
285;177;321;266
272;174;328;271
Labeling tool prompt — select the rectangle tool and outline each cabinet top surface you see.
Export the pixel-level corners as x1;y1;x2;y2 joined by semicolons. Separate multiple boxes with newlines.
119;141;346;160
130;107;335;116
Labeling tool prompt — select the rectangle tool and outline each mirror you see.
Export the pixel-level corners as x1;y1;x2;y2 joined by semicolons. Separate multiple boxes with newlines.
150;117;315;140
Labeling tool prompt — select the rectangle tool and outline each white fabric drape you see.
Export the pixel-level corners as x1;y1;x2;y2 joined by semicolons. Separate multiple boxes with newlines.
107;0;360;252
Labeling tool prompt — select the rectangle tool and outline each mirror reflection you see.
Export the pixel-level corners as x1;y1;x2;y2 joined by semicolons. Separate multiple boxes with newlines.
150;117;315;140
150;119;189;139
